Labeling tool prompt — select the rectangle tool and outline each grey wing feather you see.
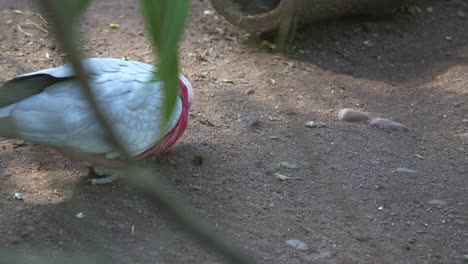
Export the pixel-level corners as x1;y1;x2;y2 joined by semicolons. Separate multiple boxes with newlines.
0;75;60;107
0;58;157;107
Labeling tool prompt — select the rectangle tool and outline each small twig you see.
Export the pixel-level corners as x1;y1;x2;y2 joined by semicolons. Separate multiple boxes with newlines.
289;177;303;180
299;223;312;233
34;12;48;26
17;25;32;37
23;22;48;34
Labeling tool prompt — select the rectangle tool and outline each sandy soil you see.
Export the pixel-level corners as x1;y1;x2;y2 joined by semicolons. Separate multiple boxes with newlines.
0;0;467;263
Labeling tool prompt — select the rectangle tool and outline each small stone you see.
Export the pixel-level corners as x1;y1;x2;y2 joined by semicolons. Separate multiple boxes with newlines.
203;10;215;15
246;89;255;95
369;118;408;132
338;108;369;122
190;184;202;190
279;161;299;170
75;212;85;219
429;199;447;206
305;121;316;128
286;239;308;250
458;10;466;18
305;121;326;128
14;193;23;200
240;115;260;128
363;40;372;47
394;168;417;174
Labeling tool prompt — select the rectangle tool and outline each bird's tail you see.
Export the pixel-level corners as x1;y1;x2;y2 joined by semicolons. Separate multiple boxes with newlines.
0;104;15;140
0;104;14;117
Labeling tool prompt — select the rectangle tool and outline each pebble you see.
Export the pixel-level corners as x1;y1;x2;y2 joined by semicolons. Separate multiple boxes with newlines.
429;199;447;206
279;161;299;170
190;184;202;190
75;212;85;219
458;10;466;18
246;89;255;95
303;249;332;262
203;10;215;16
240;115;260;128
14;193;23;200
395;168;417;174
369;118;408;132
305;121;326;128
286;239;308;250
338;108;369;122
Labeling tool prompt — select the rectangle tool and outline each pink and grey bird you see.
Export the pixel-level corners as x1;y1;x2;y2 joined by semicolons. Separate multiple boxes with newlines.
0;58;194;184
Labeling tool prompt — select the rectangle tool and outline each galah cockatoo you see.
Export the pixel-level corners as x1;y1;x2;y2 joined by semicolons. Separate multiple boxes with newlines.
0;58;194;184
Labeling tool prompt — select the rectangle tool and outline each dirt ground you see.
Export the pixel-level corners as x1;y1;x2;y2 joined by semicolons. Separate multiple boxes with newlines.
0;0;467;263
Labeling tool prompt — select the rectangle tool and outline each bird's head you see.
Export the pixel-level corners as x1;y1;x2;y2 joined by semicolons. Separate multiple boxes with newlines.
179;75;194;109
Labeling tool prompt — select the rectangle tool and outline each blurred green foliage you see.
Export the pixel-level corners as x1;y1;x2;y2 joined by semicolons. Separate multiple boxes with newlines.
142;0;190;120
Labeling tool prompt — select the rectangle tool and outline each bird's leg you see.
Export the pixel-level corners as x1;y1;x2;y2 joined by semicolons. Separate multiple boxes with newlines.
88;166;119;185
89;175;116;185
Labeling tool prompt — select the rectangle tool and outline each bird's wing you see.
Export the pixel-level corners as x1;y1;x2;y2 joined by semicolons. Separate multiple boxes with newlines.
0;58;155;108
3;58;182;158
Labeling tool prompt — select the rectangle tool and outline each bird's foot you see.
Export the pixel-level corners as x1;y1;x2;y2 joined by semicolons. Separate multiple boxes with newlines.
88;175;116;185
87;166;118;185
